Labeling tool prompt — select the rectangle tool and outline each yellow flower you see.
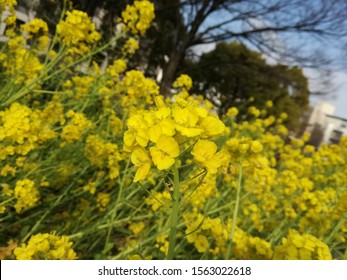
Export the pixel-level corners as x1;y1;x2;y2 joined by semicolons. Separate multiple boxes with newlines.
265;100;273;108
173;74;193;91
121;0;155;35
106;59;127;80
250;140;263;153
194;234;209;253
155;234;169;255
61;111;92;143
0;164;16;176
273;230;332;260
200;116;225;138
149;135;179;170
129;221;145;235
21;18;49;37
14;179;40;213
131;147;152;182
14;233;77;260
191;140;221;174
122;38;139;55
227;107;239;117
280;112;288;120
56;10;100;55
96;192;110;212
146;190;171;211
172;105;202;137
248;106;260;117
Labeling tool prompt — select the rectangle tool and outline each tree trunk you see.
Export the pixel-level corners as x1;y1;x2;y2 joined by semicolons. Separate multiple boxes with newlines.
159;49;185;96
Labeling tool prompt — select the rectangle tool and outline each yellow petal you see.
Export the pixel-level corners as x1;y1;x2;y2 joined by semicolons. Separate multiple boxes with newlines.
159;118;175;136
135;128;149;147
157;135;179;157
155;107;171;119
149;124;162;143
200;116;225;137
175;124;202;137
131;147;150;166
191;140;217;163
134;162;151;182
124;130;135;147
149;147;175;170
205;157;222;174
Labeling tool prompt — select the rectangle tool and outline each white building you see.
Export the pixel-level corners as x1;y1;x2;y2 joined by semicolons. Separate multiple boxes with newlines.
305;100;335;133
305;100;347;145
323;115;347;144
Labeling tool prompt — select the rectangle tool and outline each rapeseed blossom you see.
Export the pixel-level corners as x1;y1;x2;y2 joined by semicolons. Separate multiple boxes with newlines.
124;76;226;181
56;10;101;55
14;179;40;213
149;135;179;170
121;0;155;35
61;110;92;143
14;233;77;260
131;147;152;182
273;230;332;260
191;140;221;174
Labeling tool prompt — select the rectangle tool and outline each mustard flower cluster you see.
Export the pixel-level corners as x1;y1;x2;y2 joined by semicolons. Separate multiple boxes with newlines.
56;10;101;55
121;0;155;35
96;192;110;212
173;74;193;92
21;18;48;36
0;0;15;9
232;227;273;259
61;110;92;143
122;38;139;55
1;30;44;84
106;59;127;81
124;77;225;182
0;0;16;24
14;233;77;260
183;211;228;254
145;190;172;211
273;230;332;260
13;179;39;213
181;172;219;208
0;102;58;159
116;70;159;107
182;210;273;259
84;135;121;180
63;76;95;99
128;221;145;235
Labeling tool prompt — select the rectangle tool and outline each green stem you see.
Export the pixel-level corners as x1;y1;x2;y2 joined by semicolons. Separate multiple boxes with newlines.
325;214;346;244
166;160;181;260
226;158;243;259
21;181;75;243
103;159;131;255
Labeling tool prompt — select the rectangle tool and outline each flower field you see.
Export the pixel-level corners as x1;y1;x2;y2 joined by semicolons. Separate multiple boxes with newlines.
0;0;346;260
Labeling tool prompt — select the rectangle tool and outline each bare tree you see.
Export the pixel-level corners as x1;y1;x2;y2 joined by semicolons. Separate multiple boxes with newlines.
154;0;347;95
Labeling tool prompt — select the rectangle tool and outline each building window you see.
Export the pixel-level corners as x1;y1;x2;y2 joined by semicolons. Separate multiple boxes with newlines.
329;130;343;144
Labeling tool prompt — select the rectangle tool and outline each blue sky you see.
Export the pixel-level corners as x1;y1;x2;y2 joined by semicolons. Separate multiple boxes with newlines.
306;70;347;119
189;1;347;119
332;80;347;119
193;42;347;119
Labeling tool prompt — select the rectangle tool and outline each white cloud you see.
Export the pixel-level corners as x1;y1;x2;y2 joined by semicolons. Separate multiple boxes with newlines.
304;68;347;119
190;42;216;56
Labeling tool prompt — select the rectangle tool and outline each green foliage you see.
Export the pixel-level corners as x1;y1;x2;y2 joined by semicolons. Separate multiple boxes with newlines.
185;42;310;128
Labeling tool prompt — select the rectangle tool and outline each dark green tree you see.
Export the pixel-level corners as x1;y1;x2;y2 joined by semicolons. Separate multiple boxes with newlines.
185;41;309;128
